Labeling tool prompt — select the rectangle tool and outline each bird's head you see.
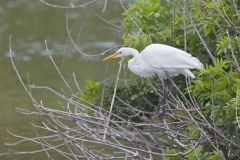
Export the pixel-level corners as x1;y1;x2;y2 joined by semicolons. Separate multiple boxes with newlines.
102;47;138;61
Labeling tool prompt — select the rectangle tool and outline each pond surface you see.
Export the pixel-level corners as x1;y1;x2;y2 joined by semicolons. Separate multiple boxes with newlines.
0;0;125;159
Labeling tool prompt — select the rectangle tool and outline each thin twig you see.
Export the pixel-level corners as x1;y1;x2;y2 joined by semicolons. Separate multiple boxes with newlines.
103;60;123;140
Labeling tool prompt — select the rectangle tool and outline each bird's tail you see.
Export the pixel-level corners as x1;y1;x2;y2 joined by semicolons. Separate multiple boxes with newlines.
191;57;204;69
184;69;195;78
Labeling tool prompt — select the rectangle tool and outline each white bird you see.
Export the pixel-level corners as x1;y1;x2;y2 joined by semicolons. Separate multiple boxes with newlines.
103;44;203;79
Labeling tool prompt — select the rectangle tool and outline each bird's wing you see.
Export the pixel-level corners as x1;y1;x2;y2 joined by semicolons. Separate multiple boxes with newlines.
140;44;203;69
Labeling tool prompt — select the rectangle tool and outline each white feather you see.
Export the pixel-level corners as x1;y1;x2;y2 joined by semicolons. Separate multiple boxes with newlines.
105;43;204;79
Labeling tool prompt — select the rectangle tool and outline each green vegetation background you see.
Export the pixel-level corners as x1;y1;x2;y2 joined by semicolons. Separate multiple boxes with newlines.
83;0;240;159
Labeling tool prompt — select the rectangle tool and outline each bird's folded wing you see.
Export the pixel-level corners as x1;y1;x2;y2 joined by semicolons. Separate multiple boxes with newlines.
141;48;201;69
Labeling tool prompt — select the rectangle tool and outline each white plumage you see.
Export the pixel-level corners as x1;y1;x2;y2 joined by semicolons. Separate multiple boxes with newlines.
103;44;203;79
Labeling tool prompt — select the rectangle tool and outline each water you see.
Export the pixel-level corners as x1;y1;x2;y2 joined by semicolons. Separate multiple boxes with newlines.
0;0;124;159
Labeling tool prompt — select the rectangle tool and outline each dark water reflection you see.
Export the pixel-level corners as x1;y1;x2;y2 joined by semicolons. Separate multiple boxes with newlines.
0;0;124;159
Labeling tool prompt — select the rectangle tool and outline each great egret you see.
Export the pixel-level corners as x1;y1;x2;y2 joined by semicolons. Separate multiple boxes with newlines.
103;44;203;79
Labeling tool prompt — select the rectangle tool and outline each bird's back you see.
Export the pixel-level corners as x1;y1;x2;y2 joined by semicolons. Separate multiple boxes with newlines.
140;44;203;79
142;44;191;58
141;44;203;69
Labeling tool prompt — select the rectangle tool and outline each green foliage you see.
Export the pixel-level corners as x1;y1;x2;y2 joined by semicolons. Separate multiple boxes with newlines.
190;0;240;61
190;59;240;125
216;36;240;59
123;0;176;50
165;146;222;160
123;33;151;51
190;59;234;106
190;59;240;158
123;0;240;62
81;0;240;159
186;146;222;160
164;149;182;160
80;80;102;104
81;79;158;122
121;0;240;159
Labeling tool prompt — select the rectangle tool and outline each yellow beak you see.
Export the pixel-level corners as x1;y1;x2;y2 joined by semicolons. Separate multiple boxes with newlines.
102;51;121;62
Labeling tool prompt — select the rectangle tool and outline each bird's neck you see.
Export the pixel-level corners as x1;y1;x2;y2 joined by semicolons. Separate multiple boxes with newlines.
128;48;139;58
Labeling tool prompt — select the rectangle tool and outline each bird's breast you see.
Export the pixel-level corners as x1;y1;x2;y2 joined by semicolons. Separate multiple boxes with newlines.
128;59;154;77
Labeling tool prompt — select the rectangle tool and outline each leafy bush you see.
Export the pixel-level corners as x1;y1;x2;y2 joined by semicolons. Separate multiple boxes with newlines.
190;59;240;158
82;0;240;159
82;78;159;122
165;146;222;160
81;80;102;104
122;1;240;158
123;0;176;50
123;0;240;62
